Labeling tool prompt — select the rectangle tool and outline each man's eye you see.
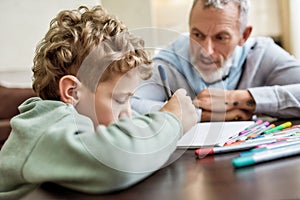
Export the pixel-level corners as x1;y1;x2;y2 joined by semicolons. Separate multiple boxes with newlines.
194;32;203;39
215;35;230;41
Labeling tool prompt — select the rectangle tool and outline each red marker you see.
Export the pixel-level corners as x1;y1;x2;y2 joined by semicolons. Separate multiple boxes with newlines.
195;138;278;156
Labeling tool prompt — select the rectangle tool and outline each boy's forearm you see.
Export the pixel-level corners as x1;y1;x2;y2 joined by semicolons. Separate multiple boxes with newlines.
89;112;182;172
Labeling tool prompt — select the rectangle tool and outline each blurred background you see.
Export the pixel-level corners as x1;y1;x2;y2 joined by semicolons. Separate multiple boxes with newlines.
0;0;299;85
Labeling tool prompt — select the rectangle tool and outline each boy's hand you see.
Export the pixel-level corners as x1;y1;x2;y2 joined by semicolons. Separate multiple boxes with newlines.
161;89;197;133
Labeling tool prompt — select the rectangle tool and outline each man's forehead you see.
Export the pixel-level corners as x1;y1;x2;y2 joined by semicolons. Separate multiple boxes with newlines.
190;1;240;29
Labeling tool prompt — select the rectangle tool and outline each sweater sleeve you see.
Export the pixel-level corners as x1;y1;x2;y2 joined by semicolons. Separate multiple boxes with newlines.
249;84;300;118
244;38;300;118
0;108;182;199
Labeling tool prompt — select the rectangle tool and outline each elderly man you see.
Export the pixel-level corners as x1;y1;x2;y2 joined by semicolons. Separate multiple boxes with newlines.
132;0;300;121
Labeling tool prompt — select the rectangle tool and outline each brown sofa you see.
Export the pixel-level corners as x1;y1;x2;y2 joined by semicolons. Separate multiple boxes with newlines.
0;86;35;149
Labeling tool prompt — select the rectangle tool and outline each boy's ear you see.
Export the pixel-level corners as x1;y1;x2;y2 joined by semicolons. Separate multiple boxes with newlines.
59;75;81;106
238;26;252;46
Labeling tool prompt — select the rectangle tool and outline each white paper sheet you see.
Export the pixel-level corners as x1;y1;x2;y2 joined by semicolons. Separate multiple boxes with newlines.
177;121;254;149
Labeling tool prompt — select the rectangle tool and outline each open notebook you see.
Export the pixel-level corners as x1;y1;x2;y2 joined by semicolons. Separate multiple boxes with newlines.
177;121;254;149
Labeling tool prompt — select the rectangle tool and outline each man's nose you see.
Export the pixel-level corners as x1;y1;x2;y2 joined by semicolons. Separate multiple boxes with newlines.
201;38;214;56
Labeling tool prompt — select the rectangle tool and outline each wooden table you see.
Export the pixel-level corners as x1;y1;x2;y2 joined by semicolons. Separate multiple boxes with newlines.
21;119;300;200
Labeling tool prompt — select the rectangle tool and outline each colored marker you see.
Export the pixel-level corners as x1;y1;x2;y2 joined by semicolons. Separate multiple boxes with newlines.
256;137;300;148
271;126;300;137
247;124;275;139
263;121;292;134
254;128;300;140
195;138;278;156
226;122;269;144
238;119;263;135
245;133;300;144
241;121;269;136
158;65;172;100
237;122;270;141
240;139;300;156
232;143;300;168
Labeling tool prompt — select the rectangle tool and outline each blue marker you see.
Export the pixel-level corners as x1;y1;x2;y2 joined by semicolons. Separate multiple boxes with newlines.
158;65;172;100
239;139;300;157
232;143;300;168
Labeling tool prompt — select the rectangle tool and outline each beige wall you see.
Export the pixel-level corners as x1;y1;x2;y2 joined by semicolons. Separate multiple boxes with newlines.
288;0;300;60
102;0;193;33
102;0;152;29
0;0;101;73
249;0;281;38
151;0;193;33
1;0;299;74
278;0;300;60
103;0;282;36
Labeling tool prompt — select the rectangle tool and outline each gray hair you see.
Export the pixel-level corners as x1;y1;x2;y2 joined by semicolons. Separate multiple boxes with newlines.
190;0;250;34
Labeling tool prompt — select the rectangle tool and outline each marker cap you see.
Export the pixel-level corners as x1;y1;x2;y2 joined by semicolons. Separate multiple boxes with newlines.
195;148;214;156
232;156;255;168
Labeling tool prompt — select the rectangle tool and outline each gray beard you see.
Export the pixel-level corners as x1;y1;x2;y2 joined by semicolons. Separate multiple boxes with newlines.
191;57;232;84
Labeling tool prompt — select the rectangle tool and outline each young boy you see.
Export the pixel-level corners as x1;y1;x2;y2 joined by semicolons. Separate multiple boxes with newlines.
0;5;197;199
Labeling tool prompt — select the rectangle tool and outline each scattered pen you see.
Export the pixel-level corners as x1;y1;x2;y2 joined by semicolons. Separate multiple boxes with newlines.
246;124;275;139
236;122;270;141
158;65;172;100
195;138;278;156
261;127;300;139
239;138;300;156
232;143;300;168
245;133;300;143
263;121;292;134
226;122;269;144
238;119;263;135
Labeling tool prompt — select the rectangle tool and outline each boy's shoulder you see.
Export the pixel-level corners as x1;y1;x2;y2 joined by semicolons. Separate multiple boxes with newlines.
18;97;69;114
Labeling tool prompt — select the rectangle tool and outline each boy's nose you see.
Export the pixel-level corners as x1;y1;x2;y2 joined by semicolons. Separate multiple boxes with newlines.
118;106;132;119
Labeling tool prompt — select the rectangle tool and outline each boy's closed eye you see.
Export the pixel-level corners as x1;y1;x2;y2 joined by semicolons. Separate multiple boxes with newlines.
113;92;134;104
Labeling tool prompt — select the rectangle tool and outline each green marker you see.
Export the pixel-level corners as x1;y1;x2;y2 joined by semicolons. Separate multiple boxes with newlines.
232;143;300;168
263;121;292;134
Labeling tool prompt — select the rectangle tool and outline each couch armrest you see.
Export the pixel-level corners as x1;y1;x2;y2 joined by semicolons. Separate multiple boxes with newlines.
0;119;11;149
0;85;35;149
0;85;35;119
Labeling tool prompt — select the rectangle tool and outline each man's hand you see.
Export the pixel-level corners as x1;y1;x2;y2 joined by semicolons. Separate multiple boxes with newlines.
192;88;256;121
201;108;253;121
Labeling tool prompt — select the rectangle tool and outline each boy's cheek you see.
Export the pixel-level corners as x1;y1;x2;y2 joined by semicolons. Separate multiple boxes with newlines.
97;113;115;126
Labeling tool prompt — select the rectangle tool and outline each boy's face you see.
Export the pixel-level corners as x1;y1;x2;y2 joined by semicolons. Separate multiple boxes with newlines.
95;68;140;126
76;68;140;127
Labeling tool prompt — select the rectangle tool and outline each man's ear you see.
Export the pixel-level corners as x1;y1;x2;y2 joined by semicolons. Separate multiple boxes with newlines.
59;75;81;106
238;26;253;46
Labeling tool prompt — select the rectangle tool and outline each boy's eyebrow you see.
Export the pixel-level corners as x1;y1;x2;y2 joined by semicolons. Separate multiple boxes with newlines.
118;92;134;97
112;92;134;98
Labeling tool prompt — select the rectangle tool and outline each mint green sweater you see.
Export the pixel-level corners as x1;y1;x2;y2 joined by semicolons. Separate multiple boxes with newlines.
0;97;182;199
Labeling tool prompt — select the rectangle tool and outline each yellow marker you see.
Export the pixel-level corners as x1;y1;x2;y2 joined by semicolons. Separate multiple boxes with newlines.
263;122;292;134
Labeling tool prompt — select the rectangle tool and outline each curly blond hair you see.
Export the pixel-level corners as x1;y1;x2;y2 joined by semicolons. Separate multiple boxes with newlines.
32;5;152;100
